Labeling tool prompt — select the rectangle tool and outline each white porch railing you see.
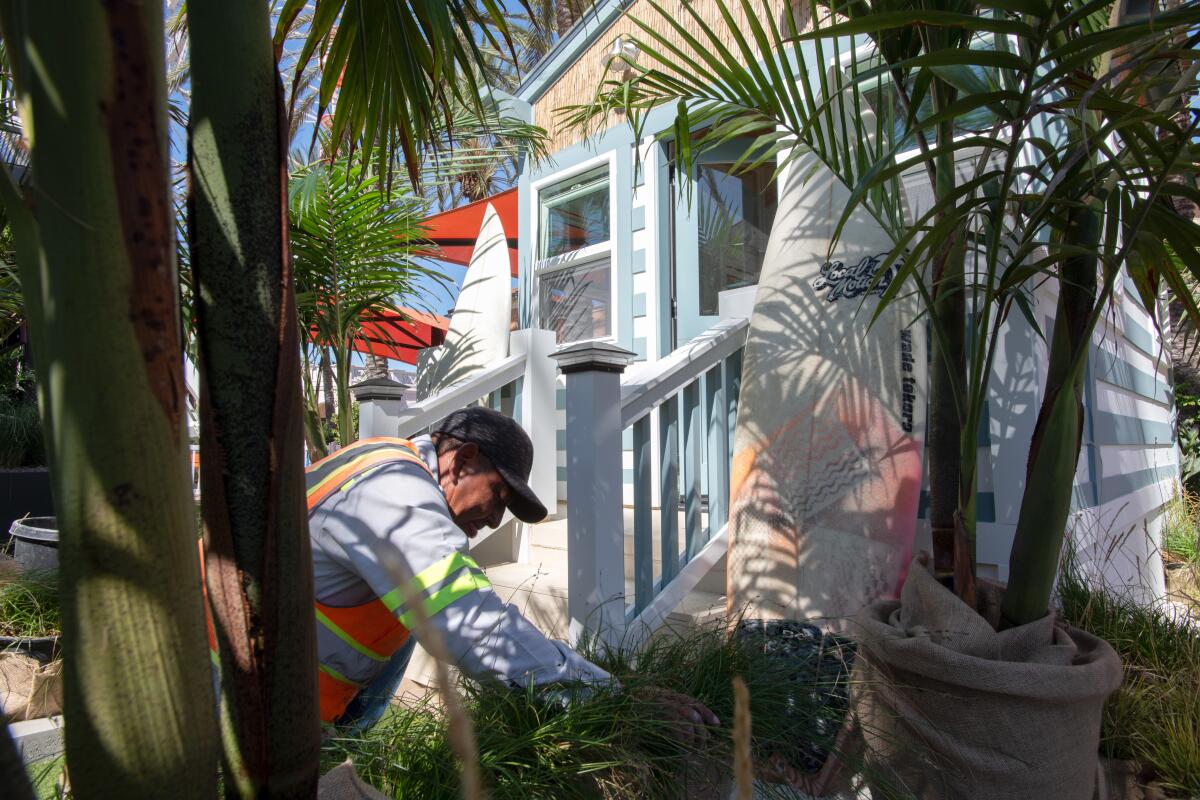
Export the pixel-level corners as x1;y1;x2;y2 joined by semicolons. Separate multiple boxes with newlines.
553;317;749;648
354;320;748;647
392;352;524;436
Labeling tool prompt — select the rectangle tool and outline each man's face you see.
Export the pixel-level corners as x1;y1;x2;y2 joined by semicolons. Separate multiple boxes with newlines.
441;444;511;539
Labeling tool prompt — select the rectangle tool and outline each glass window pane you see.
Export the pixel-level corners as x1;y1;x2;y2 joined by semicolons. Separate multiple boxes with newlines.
539;260;611;344
697;161;778;316
540;167;610;258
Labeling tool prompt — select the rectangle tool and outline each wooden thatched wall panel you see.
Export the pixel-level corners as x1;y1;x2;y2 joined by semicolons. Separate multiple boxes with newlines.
534;0;795;152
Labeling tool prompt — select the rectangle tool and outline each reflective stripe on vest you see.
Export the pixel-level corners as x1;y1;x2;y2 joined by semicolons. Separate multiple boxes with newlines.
382;550;492;629
313;553;494;723
305;438;427;511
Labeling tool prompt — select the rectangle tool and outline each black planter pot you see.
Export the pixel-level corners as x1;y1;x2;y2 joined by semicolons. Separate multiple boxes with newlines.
8;516;58;571
0;634;60;662
0;467;54;548
735;619;859;796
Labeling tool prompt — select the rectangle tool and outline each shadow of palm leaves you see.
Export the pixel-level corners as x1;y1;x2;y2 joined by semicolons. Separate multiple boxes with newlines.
727;162;925;633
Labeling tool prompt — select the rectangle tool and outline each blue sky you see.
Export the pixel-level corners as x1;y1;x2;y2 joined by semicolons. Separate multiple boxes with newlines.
165;7;537;368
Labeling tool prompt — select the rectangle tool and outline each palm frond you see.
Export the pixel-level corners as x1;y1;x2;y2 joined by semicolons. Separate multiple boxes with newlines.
289;155;448;353
275;0;532;191
563;0;1200;615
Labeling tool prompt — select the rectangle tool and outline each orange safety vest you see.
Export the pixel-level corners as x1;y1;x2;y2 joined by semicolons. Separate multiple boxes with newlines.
201;437;437;725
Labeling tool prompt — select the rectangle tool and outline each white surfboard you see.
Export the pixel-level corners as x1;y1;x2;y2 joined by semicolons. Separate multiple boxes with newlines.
726;107;926;628
417;203;513;399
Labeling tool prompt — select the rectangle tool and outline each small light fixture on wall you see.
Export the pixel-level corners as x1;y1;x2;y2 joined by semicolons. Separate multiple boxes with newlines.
606;34;639;76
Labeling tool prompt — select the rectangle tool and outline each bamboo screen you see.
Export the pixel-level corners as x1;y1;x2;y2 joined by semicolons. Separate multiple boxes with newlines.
534;0;798;152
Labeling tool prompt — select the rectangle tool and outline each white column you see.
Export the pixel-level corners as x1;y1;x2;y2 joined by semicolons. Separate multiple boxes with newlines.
551;340;636;650
508;328;558;562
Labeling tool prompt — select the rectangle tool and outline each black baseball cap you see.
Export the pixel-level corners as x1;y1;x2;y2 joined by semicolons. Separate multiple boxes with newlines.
435;407;548;523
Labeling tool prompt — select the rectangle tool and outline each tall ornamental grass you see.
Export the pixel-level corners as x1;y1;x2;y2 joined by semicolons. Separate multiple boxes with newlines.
323;622;918;799
0;570;59;639
1059;562;1200;796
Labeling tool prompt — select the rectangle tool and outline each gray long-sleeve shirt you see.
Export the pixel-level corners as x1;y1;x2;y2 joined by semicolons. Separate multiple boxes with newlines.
309;435;611;691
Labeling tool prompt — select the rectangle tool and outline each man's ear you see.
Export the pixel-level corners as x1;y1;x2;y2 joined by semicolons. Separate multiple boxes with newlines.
453;442;480;474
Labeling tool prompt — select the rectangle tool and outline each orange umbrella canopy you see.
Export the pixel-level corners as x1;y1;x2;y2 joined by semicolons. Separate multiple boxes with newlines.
310;308;448;367
355;308;449;365
419;188;519;276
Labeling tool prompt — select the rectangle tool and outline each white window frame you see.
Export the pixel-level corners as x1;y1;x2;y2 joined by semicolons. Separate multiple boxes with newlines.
530;153;619;345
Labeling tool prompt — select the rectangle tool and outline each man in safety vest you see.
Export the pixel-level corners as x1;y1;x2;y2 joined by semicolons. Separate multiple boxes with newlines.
308;406;718;736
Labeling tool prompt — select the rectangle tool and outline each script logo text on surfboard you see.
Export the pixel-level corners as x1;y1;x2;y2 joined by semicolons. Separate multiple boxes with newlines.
900;329;915;434
812;252;896;303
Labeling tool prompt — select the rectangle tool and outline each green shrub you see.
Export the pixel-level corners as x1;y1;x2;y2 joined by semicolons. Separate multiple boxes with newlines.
1161;491;1200;565
1059;566;1200;797
1177;392;1200;496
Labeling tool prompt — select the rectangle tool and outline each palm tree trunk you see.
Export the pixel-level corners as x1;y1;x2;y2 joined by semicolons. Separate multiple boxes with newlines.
301;344;329;461
336;343;354;447
188;2;319;795
926;113;973;598
321;345;335;422
1001;204;1101;627
555;0;581;35
364;353;390;380
0;3;219;795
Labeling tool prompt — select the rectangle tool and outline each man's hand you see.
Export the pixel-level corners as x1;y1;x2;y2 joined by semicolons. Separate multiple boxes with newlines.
637;687;721;748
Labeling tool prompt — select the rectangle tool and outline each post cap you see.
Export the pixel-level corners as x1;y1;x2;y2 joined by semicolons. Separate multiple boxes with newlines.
349;377;409;401
550;340;637;374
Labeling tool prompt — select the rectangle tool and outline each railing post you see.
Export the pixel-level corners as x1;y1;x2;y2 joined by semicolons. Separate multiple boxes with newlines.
705;365;729;539
551;340;636;650
349;377;410;439
509;329;558;562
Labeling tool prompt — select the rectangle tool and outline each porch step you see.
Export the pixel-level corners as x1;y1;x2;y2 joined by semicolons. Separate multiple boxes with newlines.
400;537;726;699
527;507;728;597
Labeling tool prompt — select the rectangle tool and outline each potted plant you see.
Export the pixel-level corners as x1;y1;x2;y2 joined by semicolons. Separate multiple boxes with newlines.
0;569;62;722
0;289;52;543
569;0;1200;795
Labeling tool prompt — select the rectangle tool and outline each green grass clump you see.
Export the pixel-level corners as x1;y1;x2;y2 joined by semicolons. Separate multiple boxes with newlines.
0;570;60;638
26;754;67;800
1059;565;1200;797
1162;491;1200;565
323;622;907;799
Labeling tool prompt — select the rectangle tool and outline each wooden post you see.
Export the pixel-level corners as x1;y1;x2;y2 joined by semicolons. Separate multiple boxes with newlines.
551;340;636;649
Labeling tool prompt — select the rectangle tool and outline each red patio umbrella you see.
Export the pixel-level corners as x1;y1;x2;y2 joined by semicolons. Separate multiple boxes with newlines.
308;307;449;367
418;188;519;276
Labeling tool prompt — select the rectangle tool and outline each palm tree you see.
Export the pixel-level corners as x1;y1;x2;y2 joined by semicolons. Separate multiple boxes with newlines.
422;95;552;206
565;0;1200;624
0;0;520;796
0;5;220;797
290;154;442;449
556;0;589;35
